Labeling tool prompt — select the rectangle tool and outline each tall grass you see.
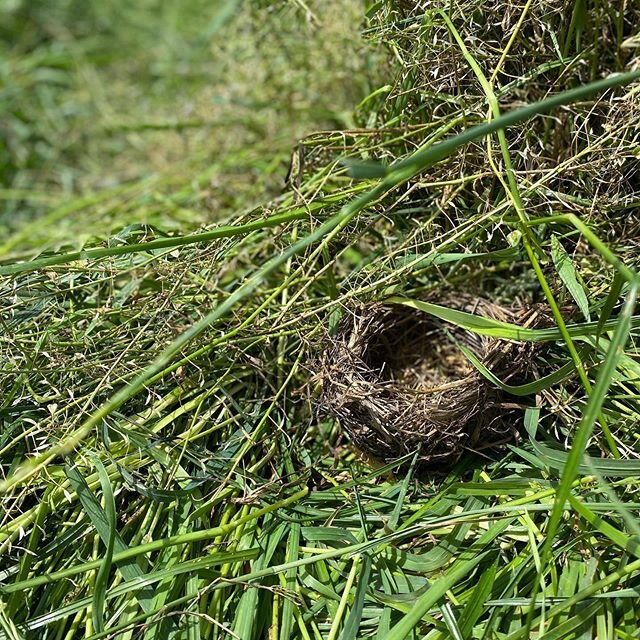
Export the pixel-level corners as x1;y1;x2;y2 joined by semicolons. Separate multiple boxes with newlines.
2;1;640;639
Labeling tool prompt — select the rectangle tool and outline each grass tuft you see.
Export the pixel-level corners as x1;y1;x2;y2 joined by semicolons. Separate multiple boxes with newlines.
2;1;640;638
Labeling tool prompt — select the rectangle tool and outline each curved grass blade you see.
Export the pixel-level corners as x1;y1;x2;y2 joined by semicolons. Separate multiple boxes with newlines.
530;442;640;477
454;338;579;396
524;407;640;477
384;517;514;639
91;457;116;635
389;69;640;178
388;296;640;342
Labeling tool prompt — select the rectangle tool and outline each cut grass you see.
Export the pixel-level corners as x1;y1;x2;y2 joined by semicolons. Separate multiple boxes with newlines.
2;1;640;639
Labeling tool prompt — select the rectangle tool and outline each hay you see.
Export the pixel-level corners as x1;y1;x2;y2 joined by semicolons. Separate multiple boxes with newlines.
318;295;545;470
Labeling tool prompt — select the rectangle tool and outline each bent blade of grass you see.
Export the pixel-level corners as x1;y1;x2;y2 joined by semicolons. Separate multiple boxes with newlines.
530;442;640;477
523;409;640;476
388;296;640;342
391;71;640;177
454;337;580;396
3;69;640;494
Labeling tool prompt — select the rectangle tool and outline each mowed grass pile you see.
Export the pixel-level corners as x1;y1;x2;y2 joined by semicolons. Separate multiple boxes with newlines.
2;1;640;638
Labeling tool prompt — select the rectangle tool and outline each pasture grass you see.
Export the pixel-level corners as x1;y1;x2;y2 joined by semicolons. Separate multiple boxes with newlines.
2;1;640;639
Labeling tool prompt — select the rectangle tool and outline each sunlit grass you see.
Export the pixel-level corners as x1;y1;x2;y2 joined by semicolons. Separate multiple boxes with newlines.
2;1;640;639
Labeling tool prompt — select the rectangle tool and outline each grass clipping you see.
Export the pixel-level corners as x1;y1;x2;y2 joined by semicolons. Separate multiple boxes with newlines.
319;296;546;470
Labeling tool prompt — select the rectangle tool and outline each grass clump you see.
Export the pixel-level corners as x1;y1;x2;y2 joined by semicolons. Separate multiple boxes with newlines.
2;1;640;639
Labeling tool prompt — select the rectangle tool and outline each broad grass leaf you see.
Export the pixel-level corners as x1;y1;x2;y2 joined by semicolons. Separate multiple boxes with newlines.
551;236;590;321
389;296;640;342
458;559;498;638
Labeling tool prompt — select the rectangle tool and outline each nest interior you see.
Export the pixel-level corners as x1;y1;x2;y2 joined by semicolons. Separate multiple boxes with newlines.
319;297;542;470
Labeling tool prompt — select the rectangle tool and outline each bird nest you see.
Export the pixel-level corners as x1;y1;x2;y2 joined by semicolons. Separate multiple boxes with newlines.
318;295;545;471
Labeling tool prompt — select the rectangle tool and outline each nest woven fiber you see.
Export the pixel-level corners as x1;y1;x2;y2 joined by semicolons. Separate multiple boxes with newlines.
319;295;544;470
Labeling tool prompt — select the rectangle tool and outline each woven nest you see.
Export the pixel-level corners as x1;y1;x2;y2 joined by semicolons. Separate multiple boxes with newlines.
318;295;547;471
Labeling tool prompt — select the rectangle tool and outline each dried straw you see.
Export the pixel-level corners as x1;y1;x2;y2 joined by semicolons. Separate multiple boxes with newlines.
318;295;546;470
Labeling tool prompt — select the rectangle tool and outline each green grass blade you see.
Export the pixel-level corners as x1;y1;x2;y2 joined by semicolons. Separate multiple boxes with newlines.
389;296;640;342
551;236;590;321
65;464;153;612
388;69;640;177
524;280;638;633
337;555;372;640
458;559;498;638
91;457;116;635
454;338;579;396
